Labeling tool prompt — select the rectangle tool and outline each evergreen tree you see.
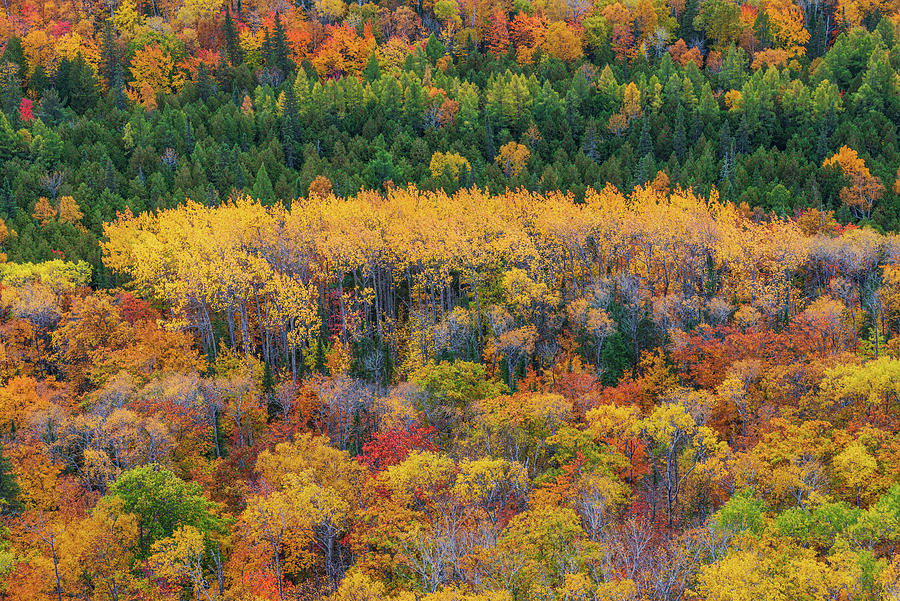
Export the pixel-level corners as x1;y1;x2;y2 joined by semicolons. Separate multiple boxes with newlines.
252;163;275;202
737;113;749;154
425;33;445;63
110;67;126;110
0;445;19;513
29;65;49;95
1;37;25;82
673;105;686;162
224;4;244;66
753;12;772;50
816;120;830;162
38;88;64;125
720;139;735;196
363;49;380;83
270;13;293;74
281;82;299;168
185;117;195;154
680;0;699;41
315;336;326;373
56;55;99;113
261;28;273;70
690;110;703;143
719;120;732;159
198;63;215;101
99;20;120;89
483;118;496;161
106;157;117;192
635;152;655;187
583;120;599;161
1;178;13;218
0;63;21;119
639;115;653;157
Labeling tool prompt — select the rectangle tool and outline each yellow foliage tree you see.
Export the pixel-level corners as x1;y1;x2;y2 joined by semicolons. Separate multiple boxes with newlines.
129;43;185;97
429;151;471;182
823;146;885;220
496;142;530;178
57;196;83;226
32;197;56;225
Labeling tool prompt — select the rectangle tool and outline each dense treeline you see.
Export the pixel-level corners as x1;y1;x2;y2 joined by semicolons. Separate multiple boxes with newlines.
3;0;900;599
2;186;900;599
0;0;899;280
101;185;898;386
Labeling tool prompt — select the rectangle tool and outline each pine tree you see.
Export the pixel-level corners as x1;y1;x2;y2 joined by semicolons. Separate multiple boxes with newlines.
425;33;445;63
30;65;49;95
737;113;749;154
719;121;731;159
100;20;120;89
224;4;244;66
185;117;195;154
635;153;655;187
0;445;19;513
0;178;13;218
261;28;273;71
281;82;299;168
583;120;599;161
673;105;686;162
810;11;827;58
270;13;293;74
253;163;274;202
639;116;653;157
483;118;496;161
198;63;215;100
110;67;126;110
681;0;699;41
38;88;64;125
363;49;380;82
315;336;326;373
1;37;25;82
817;121;830;162
0;62;22;119
690;110;703;143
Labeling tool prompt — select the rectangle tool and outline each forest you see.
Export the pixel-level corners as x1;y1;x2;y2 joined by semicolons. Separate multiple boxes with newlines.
0;0;899;598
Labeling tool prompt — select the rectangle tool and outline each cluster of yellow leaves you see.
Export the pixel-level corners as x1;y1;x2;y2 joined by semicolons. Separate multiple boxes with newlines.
102;186;899;382
495;142;530;178
695;540;864;601
823;146;885;219
430;151;471;182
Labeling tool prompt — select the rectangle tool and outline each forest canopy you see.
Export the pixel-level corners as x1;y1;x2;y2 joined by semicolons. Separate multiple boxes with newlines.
1;0;900;598
0;0;897;281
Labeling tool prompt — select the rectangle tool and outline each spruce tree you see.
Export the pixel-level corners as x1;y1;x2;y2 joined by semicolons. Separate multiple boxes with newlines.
639;115;653;157
1;178;14;218
673;105;686;162
0;445;20;513
816;121;830;162
737;113;749;154
425;33;445;63
224;4;244;66
680;0;699;41
281;82;299;168
583;120;598;161
100;20;120;89
253;163;274;202
198;63;215;101
1;37;25;82
270;13;293;74
0;63;21;119
363;49;380;82
719;121;732;159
